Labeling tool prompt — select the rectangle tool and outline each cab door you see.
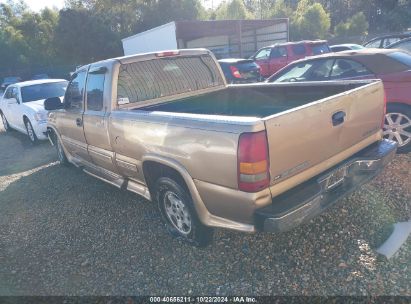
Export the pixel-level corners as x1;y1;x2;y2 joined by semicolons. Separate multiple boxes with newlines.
56;68;92;162
82;66;118;173
3;86;22;130
268;46;288;75
253;48;272;77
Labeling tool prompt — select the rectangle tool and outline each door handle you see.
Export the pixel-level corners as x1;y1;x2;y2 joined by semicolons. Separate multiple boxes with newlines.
76;118;83;127
332;111;346;126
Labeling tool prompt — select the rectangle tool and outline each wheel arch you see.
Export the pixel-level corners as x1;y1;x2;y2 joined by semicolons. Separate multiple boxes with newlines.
141;155;210;225
386;101;411;111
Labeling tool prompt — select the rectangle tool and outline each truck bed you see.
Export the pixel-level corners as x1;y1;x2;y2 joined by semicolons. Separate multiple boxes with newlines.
139;82;365;118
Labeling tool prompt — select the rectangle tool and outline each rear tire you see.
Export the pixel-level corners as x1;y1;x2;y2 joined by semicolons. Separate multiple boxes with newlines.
1;112;10;132
24;118;38;143
155;177;213;247
384;104;411;153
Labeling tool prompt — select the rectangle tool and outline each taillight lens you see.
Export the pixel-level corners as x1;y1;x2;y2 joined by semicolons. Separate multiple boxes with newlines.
238;131;270;192
382;91;387;129
229;66;242;78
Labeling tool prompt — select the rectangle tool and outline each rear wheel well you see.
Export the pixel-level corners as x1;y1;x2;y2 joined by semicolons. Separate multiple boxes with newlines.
387;102;411;111
143;161;190;199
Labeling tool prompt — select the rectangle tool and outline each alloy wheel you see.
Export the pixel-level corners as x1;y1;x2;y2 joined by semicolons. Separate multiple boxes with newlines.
383;112;411;147
163;191;192;235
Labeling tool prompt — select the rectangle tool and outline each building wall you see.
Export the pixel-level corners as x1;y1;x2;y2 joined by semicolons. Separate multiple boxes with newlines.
122;22;178;56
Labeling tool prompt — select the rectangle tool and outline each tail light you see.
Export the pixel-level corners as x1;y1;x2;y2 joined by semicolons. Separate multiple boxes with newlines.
238;131;270;192
230;66;242;79
382;91;387;129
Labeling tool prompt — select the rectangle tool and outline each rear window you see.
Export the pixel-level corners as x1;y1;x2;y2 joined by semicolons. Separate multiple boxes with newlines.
312;44;330;55
117;55;224;106
387;51;411;67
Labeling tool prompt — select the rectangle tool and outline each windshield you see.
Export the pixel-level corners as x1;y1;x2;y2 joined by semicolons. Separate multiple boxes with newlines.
270;59;334;82
20;81;68;103
387;51;411;67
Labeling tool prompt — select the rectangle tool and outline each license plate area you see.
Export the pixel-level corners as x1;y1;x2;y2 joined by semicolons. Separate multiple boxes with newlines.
323;166;347;190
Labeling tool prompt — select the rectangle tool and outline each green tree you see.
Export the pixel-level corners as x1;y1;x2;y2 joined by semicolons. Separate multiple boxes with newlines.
292;1;330;40
215;0;254;20
54;8;121;65
335;12;369;37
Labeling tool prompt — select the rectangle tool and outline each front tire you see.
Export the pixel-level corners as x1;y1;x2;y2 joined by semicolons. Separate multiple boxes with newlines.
54;132;69;165
1;112;10;132
24;119;38;143
155;177;213;247
383;104;411;153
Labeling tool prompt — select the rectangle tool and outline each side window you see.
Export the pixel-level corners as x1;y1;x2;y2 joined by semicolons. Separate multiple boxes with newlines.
305;59;334;80
86;73;105;111
331;59;373;78
65;71;86;111
365;39;382;48
255;48;271;60
292;44;306;56
271;46;287;58
384;37;400;47
11;87;20;103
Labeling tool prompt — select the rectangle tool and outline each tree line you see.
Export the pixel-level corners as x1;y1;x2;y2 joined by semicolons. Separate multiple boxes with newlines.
1;0;410;79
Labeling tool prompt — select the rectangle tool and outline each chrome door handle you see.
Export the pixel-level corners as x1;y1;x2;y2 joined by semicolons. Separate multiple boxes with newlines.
76;118;83;127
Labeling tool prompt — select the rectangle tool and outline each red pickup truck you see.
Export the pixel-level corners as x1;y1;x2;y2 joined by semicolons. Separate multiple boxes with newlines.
251;40;331;77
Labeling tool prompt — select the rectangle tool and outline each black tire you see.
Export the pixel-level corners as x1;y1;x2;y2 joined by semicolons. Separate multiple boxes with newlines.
155;177;213;247
384;104;411;154
54;132;69;165
1;112;10;132
24;118;38;143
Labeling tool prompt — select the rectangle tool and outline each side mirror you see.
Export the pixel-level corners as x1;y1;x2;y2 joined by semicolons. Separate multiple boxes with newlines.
44;97;63;111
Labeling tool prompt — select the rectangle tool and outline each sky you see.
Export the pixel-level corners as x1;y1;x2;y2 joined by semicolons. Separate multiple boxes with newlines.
0;0;65;11
25;0;65;11
2;0;224;12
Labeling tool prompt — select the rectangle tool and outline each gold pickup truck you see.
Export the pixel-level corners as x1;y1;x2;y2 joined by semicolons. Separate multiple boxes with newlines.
45;49;397;246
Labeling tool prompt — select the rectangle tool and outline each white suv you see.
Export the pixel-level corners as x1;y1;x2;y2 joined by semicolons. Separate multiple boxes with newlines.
0;79;68;143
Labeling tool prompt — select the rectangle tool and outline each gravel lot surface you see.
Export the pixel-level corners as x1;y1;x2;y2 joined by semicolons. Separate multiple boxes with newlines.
0;128;410;296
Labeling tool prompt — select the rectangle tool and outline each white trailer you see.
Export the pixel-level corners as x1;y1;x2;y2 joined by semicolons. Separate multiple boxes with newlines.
122;19;289;59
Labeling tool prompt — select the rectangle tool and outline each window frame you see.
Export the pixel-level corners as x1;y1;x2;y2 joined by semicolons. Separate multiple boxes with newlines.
4;86;13;99
64;69;88;112
85;69;106;112
270;46;288;59
254;48;271;60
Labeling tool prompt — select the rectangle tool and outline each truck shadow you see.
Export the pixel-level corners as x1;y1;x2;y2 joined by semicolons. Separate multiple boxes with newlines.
0;161;408;295
0;130;56;176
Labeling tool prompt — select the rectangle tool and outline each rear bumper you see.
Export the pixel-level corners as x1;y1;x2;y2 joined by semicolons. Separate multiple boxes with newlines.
255;139;397;232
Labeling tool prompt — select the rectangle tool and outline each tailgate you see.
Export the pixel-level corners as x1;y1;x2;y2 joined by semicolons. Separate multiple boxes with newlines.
264;81;385;189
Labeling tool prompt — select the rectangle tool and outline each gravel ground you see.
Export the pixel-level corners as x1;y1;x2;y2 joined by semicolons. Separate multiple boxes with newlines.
0;128;410;296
